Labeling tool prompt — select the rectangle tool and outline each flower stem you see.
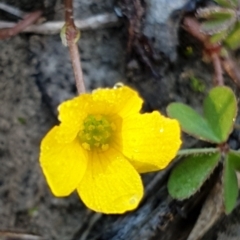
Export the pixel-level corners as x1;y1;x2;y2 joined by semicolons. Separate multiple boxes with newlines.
64;0;85;94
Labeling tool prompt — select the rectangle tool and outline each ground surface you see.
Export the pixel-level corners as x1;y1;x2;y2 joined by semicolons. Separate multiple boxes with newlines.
1;0;240;239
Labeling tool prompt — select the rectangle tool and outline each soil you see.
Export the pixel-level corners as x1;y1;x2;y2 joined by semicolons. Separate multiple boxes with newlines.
1;0;240;240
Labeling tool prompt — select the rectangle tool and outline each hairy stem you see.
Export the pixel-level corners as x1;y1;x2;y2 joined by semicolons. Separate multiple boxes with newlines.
183;16;224;86
221;54;240;89
64;0;85;94
211;52;224;86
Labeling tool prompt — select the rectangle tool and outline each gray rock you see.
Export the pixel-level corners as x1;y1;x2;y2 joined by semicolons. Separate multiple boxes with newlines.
143;0;189;61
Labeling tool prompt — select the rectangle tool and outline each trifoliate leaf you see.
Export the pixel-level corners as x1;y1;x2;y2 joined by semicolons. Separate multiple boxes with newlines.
168;152;221;200
223;152;239;214
167;103;220;143
203;86;237;143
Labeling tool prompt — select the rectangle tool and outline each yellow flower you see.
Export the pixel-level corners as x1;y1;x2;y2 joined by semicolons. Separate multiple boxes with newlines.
40;86;181;214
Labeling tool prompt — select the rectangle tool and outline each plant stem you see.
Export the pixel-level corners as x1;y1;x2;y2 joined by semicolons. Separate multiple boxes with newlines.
177;148;219;157
221;53;240;89
0;2;26;18
64;0;85;94
211;52;224;86
183;16;224;86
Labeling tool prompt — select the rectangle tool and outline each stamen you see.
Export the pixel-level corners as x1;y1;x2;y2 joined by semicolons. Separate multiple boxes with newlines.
82;142;90;150
78;114;114;151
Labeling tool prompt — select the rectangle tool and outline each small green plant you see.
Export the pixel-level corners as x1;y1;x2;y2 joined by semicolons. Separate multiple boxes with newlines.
197;0;240;49
189;76;206;93
167;86;239;214
175;2;240;215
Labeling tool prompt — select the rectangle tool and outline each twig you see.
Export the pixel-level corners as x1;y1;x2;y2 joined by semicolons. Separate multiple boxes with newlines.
78;213;102;240
0;10;42;39
183;16;224;86
0;2;26;18
0;13;120;35
64;0;85;94
0;231;44;240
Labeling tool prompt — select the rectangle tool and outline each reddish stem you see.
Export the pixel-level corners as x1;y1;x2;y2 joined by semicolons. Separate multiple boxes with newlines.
211;53;224;86
183;16;224;86
183;16;207;43
64;0;85;94
221;55;240;89
0;10;42;40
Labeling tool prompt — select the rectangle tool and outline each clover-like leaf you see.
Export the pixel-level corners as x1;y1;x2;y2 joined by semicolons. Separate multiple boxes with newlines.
225;22;240;50
203;86;237;143
167;103;219;142
223;152;239;214
168;152;221;200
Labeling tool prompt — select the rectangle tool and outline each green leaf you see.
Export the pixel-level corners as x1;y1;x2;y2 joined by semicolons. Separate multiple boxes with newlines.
168;152;221;200
167;103;220;143
225;22;240;50
227;150;240;171
189;76;206;92
214;0;237;8
201;16;235;34
231;0;239;8
198;8;236;34
197;7;234;19
210;30;228;44
223;152;239;214
203;86;237;143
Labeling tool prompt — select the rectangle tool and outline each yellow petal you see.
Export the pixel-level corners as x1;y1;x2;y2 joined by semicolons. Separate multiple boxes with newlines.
40;126;88;196
86;86;143;117
58;94;89;123
116;111;181;173
77;148;143;214
58;95;89;143
57;87;142;140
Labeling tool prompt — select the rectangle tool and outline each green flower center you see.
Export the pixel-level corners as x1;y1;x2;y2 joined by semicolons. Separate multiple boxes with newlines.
78;114;115;151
